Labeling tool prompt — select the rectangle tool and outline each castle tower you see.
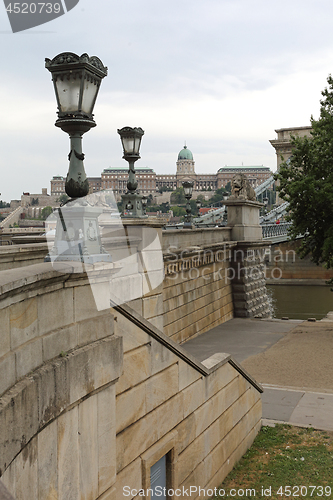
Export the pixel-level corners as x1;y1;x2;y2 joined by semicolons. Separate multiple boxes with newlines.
176;145;197;187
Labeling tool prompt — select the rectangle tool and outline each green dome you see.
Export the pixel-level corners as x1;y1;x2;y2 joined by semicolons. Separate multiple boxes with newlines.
178;145;193;161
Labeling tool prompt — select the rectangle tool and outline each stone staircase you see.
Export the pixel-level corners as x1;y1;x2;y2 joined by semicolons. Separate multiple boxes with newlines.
0;206;23;228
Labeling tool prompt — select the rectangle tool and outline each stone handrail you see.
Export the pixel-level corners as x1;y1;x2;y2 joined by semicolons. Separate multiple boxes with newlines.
114;303;263;392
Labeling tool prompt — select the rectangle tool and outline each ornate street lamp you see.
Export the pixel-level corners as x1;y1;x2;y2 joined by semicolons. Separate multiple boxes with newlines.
118;126;147;218
45;52;107;199
182;180;194;229
44;52;110;265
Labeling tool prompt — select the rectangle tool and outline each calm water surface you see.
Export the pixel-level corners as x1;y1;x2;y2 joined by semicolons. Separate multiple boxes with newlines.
267;285;333;320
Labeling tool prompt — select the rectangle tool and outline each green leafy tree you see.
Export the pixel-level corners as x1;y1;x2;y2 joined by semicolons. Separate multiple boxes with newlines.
170;187;186;205
171;206;186;217
225;181;232;193
275;74;333;269
206;187;228;206
41;206;53;220
57;194;69;205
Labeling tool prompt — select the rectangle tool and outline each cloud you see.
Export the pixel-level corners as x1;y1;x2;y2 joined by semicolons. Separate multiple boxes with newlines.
1;0;333;200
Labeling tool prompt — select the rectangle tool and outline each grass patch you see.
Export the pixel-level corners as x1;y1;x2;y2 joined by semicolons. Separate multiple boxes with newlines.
212;424;333;500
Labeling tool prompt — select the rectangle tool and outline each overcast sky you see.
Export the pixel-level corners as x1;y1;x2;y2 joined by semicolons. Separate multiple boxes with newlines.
0;0;333;201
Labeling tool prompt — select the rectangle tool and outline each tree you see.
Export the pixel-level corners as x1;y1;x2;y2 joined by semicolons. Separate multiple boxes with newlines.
41;206;53;220
206;187;228;206
170;206;186;217
57;193;69;205
170;187;186;205
225;181;232;193
274;74;333;269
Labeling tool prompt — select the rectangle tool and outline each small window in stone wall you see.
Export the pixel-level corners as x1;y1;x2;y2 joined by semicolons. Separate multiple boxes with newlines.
141;431;178;500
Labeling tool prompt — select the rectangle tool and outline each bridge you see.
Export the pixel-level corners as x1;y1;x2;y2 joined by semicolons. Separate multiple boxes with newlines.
193;176;289;229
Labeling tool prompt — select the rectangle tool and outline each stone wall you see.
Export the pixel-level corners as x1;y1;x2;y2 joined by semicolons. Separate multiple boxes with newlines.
112;305;262;500
0;263;122;500
0;264;262;500
163;244;235;343
0;243;48;271
162;227;231;253
230;242;271;318
265;240;333;283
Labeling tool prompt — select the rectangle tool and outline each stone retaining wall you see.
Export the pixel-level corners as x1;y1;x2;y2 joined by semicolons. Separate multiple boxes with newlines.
265;240;333;282
230;242;271;318
0;265;262;500
163;244;235;343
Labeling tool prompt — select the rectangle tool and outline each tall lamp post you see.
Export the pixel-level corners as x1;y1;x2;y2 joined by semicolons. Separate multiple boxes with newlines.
182;180;194;229
45;52;110;264
45;52;107;199
263;196;269;217
196;199;202;215
118;126;147;218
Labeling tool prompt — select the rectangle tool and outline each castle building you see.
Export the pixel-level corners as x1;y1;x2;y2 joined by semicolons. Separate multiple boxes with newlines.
269;126;312;170
50;145;272;198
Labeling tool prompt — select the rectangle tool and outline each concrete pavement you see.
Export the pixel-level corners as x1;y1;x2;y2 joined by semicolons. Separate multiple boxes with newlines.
183;316;333;431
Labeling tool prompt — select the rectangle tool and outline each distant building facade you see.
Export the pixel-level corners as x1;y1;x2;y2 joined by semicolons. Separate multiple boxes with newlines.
270;126;312;170
270;126;313;204
51;145;272;198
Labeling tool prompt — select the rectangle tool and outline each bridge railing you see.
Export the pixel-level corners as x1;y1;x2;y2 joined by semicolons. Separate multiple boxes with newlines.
262;222;292;239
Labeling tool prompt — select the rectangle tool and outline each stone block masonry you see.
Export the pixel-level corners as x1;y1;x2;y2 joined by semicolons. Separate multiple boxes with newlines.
0;265;262;500
229;242;271;318
163;243;235;343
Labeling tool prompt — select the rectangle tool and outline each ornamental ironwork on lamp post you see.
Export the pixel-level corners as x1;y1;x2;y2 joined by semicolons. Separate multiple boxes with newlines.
118;126;147;218
45;52;107;199
182;180;194;228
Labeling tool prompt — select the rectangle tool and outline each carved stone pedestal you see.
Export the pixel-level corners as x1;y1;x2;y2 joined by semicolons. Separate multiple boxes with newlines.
45;200;111;265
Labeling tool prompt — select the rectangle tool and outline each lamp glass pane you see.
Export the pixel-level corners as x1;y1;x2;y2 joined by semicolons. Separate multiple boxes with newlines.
55;75;81;113
81;78;98;115
134;136;142;155
122;137;135;154
183;184;193;196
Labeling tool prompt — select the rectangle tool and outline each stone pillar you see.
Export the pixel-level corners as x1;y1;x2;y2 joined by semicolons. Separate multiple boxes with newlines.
224;199;263;241
225;199;271;318
100;217;166;330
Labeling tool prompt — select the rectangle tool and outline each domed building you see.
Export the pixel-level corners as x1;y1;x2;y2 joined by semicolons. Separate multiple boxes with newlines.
176;145;196;181
52;143;272;199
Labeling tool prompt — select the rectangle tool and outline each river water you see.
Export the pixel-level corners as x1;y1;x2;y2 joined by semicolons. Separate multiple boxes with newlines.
267;285;333;320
